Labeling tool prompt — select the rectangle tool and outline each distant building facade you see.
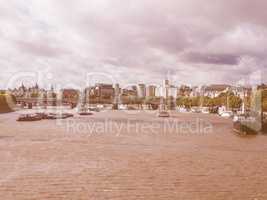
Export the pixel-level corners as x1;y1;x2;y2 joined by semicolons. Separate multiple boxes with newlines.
201;84;230;98
137;84;146;98
146;85;156;97
61;89;79;104
95;84;114;99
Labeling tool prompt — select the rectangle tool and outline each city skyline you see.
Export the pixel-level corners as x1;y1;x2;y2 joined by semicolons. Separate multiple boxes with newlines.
0;0;267;88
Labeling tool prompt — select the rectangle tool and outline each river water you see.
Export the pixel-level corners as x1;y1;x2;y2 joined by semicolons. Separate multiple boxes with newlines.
0;111;266;199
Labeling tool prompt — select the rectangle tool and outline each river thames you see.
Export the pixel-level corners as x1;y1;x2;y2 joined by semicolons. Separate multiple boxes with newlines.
0;110;267;199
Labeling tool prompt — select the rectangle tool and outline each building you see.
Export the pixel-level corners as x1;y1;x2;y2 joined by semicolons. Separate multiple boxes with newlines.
137;84;146;98
84;83;115;104
122;88;137;97
61;89;80;104
177;85;192;97
85;87;96;97
146;85;156;97
231;86;252;99
190;86;202;97
257;84;267;90
0;93;15;113
0;90;6;94
94;84;114;99
10;83;47;99
202;84;230;98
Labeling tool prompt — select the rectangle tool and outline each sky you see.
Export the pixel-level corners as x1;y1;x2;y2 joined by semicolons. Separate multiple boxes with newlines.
0;0;266;89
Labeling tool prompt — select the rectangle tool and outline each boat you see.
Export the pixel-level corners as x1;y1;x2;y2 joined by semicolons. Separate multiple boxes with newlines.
60;113;74;119
78;109;93;116
17;114;42;122
191;107;201;113
220;111;233;118
157;111;170;118
233;116;258;135
43;113;57;120
233;113;266;135
78;107;93;116
45;113;74;120
233;88;267;135
35;112;48;119
79;112;93;116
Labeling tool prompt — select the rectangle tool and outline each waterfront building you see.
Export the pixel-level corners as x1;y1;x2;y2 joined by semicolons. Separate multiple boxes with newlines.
177;85;192;97
137;84;146;98
146;85;156;97
122;88;137;97
201;84;230;98
95;83;114;99
61;89;79;104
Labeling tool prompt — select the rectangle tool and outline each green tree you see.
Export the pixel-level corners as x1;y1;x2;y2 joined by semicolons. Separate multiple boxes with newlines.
0;94;16;113
228;95;242;109
262;90;267;112
176;97;192;108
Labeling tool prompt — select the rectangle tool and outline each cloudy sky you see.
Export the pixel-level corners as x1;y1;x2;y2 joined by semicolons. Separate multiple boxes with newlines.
0;0;266;89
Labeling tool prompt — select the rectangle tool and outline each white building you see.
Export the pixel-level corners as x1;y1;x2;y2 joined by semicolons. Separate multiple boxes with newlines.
137;84;146;98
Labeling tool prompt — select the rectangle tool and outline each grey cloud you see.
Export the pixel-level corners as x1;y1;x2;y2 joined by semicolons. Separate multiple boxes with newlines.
14;40;70;57
0;0;267;88
182;52;240;65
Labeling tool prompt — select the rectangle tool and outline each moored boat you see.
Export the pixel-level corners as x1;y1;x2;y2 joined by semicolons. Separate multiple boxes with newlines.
157;111;170;118
17;114;42;122
45;113;74;119
233;119;258;135
78;107;93;116
79;112;93;116
233;114;264;135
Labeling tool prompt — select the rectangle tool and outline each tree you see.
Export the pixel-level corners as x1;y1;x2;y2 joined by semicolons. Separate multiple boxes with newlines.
176;93;242;110
228;95;242;109
191;97;201;107
262;90;267;112
0;93;16;113
176;97;192;108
